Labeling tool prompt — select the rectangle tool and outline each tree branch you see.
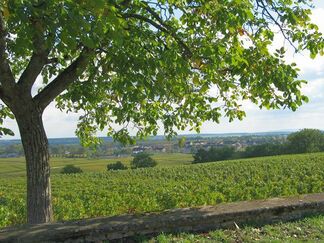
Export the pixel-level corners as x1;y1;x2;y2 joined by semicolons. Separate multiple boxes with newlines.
123;13;169;33
18;17;51;91
256;0;298;51
0;12;15;90
34;48;94;110
0;85;13;106
123;8;192;59
17;53;49;90
143;4;193;59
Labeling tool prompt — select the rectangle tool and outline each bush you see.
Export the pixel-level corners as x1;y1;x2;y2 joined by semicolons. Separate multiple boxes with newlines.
193;146;235;163
287;128;324;154
107;161;128;171
243;143;287;158
60;165;83;174
131;153;157;169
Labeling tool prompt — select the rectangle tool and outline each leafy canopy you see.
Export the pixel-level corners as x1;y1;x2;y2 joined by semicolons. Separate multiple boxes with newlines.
287;128;324;153
193;146;235;163
131;153;157;168
0;0;323;144
107;161;128;171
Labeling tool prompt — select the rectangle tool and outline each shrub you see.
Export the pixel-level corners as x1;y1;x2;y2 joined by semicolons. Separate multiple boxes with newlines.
243;143;287;158
287;128;324;153
193;146;235;163
131;153;157;169
107;161;128;171
60;165;83;174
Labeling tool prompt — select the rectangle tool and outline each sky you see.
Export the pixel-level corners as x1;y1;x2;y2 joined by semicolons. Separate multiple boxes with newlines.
2;2;324;139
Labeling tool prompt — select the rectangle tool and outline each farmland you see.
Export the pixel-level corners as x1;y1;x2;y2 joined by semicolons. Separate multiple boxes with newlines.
0;152;324;229
0;153;192;178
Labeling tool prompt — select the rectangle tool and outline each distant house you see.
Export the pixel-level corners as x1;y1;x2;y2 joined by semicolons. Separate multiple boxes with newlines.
132;146;144;154
154;146;166;153
132;145;153;154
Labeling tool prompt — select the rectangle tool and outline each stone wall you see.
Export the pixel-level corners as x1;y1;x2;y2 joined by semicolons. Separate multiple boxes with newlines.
1;193;324;242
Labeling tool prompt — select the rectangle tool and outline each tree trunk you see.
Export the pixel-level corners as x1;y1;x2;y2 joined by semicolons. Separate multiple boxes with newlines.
15;106;53;224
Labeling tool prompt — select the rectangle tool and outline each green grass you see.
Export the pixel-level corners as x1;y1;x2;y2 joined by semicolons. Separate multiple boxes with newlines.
0;153;193;177
0;152;324;229
145;214;324;242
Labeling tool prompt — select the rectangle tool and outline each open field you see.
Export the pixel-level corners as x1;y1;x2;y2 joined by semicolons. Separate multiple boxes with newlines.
1;152;324;228
0;153;193;177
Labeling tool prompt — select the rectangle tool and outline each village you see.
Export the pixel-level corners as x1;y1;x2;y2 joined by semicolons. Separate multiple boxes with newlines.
0;133;288;158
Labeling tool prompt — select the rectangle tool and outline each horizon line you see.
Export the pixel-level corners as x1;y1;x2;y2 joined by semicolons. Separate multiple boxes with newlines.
0;129;303;141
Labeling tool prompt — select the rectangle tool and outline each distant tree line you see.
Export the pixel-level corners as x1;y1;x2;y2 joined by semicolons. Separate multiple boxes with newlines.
193;147;235;163
193;129;324;163
0;144;24;157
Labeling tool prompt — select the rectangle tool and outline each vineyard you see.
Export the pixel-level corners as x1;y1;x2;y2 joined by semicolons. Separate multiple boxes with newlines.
0;153;324;228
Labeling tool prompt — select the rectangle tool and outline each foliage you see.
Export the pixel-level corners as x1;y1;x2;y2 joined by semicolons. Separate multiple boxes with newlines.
1;0;323;143
0;105;14;137
60;165;83;174
243;129;324;158
287;129;324;154
131;153;157;169
1;152;323;228
193;146;235;163
192;129;324;163
192;143;287;163
107;161;128;171
243;143;288;158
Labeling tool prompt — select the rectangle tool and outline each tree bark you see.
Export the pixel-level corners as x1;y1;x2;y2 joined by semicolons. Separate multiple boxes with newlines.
15;106;53;224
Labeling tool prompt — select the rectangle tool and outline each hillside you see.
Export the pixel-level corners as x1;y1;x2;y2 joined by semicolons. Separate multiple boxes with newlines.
0;153;192;177
0;152;323;228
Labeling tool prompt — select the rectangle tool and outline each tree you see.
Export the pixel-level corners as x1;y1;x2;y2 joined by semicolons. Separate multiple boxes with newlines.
60;164;83;174
131;153;157;168
0;0;323;224
243;143;287;158
193;146;235;163
107;161;128;171
287;129;324;154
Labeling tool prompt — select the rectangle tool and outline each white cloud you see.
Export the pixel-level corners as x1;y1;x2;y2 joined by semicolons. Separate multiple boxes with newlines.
42;103;80;138
268;8;324;76
302;77;324;99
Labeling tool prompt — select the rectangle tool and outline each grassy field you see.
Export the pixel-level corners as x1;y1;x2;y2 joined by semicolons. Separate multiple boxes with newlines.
146;214;324;242
1;152;324;230
0;153;193;177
